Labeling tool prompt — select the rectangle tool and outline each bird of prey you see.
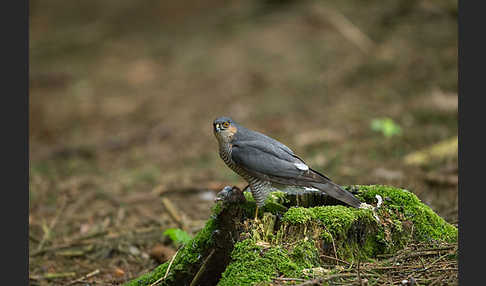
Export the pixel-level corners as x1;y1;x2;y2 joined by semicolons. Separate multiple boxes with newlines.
213;116;363;219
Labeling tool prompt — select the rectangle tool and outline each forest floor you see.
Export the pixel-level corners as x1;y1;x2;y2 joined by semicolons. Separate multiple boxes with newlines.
29;0;457;285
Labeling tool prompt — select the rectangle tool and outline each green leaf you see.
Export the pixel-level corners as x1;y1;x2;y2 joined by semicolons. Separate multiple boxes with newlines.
163;228;192;245
370;118;402;138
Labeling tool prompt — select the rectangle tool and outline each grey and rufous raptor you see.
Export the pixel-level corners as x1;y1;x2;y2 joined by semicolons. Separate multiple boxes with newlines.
213;116;365;218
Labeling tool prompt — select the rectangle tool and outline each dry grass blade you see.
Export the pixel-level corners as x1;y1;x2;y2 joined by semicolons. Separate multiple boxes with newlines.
150;247;181;286
161;197;187;231
36;195;68;252
30;272;77;280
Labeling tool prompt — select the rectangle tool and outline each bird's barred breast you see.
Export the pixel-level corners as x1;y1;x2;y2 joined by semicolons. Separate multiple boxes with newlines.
219;142;270;206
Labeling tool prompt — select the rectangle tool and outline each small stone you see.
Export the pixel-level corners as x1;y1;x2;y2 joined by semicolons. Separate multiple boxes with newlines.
128;246;141;256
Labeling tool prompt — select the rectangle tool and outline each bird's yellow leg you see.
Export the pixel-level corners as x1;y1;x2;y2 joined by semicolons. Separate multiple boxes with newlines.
254;206;259;222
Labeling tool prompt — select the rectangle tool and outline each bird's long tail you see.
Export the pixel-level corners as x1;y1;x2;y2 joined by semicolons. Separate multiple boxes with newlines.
310;181;361;208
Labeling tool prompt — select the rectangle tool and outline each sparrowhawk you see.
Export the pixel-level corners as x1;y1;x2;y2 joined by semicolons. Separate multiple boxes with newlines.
213;116;364;218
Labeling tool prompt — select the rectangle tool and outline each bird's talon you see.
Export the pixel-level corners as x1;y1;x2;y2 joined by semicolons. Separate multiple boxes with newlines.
254;206;260;222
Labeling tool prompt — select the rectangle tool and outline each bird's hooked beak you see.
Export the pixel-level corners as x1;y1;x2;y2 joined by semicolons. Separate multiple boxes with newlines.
214;123;221;133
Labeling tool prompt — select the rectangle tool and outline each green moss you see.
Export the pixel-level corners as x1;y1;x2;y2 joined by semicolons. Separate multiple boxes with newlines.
392;219;403;232
217;239;280;285
211;201;224;217
354;185;457;242
279;185;457;261
313;206;378;259
267;191;290;204
125;262;169;286
124;218;217;286
243;190;254;202
312;206;372;237
263;192;289;213
218;238;320;286
126;185;457;286
361;235;381;257
290;239;321;269
282;207;316;224
241;190;289;218
177;218;215;264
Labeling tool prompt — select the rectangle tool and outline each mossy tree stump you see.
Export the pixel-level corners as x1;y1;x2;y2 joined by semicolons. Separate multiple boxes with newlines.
125;185;457;286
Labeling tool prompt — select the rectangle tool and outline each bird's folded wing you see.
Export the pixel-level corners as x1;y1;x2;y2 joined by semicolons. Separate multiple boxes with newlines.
231;140;364;207
231;140;327;182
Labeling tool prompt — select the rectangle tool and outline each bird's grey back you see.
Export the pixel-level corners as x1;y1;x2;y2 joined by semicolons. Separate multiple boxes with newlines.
233;123;296;158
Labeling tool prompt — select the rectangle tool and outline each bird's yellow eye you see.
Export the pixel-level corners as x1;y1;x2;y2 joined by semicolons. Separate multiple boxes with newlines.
223;122;230;128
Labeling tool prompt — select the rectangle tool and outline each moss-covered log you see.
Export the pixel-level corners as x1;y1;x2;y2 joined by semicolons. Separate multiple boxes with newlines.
124;185;457;286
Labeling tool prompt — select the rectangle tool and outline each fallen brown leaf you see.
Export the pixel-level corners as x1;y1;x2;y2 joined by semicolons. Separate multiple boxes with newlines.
149;244;176;264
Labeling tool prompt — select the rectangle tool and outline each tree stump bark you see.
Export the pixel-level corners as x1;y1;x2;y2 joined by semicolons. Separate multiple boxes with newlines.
125;185;457;286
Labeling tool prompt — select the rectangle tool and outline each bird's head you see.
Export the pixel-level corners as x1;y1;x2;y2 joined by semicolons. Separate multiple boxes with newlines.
213;116;238;143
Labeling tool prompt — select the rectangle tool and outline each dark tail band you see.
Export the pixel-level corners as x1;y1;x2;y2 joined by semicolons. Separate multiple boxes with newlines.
310;181;361;208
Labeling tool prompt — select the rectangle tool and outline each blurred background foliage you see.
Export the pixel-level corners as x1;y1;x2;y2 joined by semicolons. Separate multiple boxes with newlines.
29;0;457;284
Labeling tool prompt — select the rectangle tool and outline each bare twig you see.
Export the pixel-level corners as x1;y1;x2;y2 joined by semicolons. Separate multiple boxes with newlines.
67;269;100;285
320;254;351;266
31;230;108;257
150;246;181;286
321;224;339;264
294;278;322;286
315;5;375;53
273;277;306;282
414;252;453;272
382;247;455;264
357;254;363;286
295;273;365;286
430;274;447;286
161;197;187;230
